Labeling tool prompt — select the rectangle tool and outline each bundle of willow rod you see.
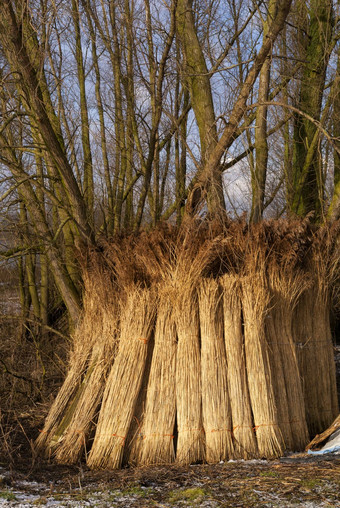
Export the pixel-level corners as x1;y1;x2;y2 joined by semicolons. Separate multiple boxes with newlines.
221;274;258;459
135;287;177;465
241;271;285;458
54;291;119;464
292;286;337;436
175;288;204;464
198;278;234;462
267;269;309;450
35;273;108;456
264;302;293;451
87;287;156;469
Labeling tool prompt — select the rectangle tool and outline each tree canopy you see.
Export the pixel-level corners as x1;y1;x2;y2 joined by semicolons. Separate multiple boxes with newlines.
0;0;339;324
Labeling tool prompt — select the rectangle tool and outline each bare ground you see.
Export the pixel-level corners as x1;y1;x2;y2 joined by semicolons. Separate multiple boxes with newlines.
1;346;340;507
0;277;339;507
0;452;340;507
0;411;340;508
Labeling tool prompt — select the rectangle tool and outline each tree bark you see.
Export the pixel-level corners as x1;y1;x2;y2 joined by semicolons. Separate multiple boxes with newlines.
251;0;278;223
290;0;334;219
176;0;225;214
0;0;95;245
184;0;293;216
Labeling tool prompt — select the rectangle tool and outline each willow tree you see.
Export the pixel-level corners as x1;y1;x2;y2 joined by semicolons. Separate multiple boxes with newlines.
180;0;293;214
0;0;94;324
176;0;225;214
250;0;278;223
1;0;339;333
328;46;340;221
289;0;335;219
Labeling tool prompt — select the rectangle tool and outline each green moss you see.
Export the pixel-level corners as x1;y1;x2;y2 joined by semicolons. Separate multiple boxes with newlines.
0;490;17;501
109;484;154;500
125;485;153;497
300;478;323;490
240;488;259;504
259;470;280;478
168;487;209;504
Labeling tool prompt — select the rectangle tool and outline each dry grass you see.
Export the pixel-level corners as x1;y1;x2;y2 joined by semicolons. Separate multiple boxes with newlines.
241;270;285;458
32;218;340;469
221;274;258;459
198;278;234;462
134;287;177;466
87;286;156;469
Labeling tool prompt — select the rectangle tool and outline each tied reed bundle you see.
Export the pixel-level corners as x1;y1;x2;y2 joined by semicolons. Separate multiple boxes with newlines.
175;288;204;464
293;286;337;436
54;293;119;464
264;304;293;451
135;288;177;465
241;272;285;458
87;287;156;469
123;327;155;466
198;278;234;462
221;274;258;459
35;318;92;455
35;273;108;456
293;290;318;435
311;241;339;426
267;269;309;451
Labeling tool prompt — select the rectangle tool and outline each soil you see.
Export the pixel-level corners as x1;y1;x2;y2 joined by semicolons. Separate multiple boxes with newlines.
0;346;339;507
0;453;340;507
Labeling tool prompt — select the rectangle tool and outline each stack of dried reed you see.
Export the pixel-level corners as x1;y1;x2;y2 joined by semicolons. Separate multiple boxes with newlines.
175;287;204;464
54;290;119;464
36;218;340;469
264;303;293;450
133;287;177;466
292;235;339;436
241;271;285;458
293;286;337;436
311;241;339;425
122;324;155;466
267;269;309;450
87;286;156;469
35;272;110;456
221;274;258;459
198;278;234;462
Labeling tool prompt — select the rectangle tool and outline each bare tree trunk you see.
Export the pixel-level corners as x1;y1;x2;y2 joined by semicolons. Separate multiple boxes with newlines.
71;0;94;226
0;0;95;245
176;0;225;214
85;4;114;232
328;48;340;221
251;0;277;223
290;0;334;219
184;0;293;216
123;0;135;230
